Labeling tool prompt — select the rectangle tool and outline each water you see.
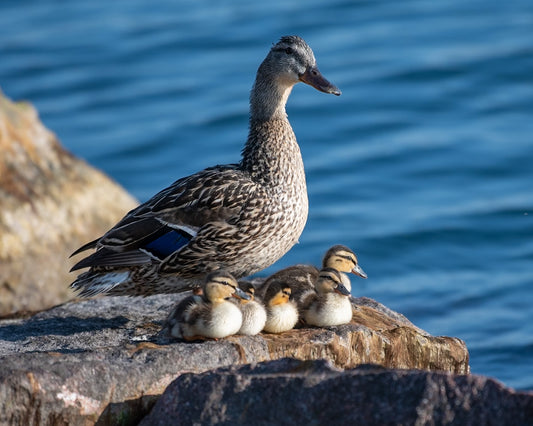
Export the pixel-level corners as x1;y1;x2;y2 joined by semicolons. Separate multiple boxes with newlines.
1;0;532;390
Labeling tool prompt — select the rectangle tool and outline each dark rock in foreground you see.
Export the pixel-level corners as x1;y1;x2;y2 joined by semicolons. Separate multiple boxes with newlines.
142;358;533;426
0;294;468;425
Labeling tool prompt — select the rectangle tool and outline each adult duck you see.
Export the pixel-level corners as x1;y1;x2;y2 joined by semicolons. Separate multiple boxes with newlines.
70;36;340;297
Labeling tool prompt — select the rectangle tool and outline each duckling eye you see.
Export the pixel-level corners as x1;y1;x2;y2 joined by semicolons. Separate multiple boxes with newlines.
285;47;294;55
340;254;355;264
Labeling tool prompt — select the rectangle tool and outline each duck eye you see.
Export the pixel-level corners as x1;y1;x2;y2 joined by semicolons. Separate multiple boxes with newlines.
285;47;293;55
339;254;355;264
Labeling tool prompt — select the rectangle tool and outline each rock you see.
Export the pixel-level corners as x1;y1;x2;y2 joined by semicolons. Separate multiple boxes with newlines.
0;294;468;425
142;358;533;426
0;90;138;315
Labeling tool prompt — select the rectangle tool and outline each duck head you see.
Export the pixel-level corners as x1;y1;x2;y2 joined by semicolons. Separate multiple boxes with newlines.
204;271;250;303
323;245;367;279
316;268;351;296
269;35;341;95
251;36;340;120
264;282;292;306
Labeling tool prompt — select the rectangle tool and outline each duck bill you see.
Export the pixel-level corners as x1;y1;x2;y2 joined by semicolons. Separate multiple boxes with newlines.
352;264;367;279
233;287;251;301
335;283;351;296
299;65;341;96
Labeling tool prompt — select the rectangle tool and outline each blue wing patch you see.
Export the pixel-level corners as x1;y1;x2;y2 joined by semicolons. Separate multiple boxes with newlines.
144;229;192;259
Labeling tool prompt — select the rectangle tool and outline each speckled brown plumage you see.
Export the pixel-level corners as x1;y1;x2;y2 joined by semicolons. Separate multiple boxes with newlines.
70;36;340;297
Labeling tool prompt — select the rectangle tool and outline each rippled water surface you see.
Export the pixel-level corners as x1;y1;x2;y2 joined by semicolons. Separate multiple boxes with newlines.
1;0;532;390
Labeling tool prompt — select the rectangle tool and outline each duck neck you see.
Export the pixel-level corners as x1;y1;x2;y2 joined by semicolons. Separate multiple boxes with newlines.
249;68;293;121
241;74;304;186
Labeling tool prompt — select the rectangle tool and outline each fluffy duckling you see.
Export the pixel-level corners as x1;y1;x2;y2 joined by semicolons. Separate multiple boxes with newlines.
257;244;366;303
302;268;353;327
166;271;249;340
232;282;267;336
262;282;299;334
164;286;203;337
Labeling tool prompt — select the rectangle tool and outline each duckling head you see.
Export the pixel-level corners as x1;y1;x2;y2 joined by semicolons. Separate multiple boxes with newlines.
237;282;256;304
264;282;292;307
316;268;351;296
323;245;367;279
251;36;340;120
204;271;250;304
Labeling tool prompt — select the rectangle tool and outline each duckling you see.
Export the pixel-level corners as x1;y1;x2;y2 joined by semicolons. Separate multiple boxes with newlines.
302;268;353;327
262;282;299;334
163;286;204;337
69;35;340;297
166;271;249;340
322;244;367;292
231;282;267;336
257;244;366;303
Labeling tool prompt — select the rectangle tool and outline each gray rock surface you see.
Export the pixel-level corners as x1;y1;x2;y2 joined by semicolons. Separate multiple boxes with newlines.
0;90;138;315
0;295;468;425
142;358;533;426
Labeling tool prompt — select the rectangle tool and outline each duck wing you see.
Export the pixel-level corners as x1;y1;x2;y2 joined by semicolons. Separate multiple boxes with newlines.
71;164;256;270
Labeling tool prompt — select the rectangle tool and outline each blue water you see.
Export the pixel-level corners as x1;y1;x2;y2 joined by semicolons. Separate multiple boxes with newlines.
1;0;532;390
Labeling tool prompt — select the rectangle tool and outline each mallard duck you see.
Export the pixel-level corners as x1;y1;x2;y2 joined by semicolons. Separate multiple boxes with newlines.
262;282;299;334
231;282;267;336
257;244;366;303
165;270;249;340
69;35;340;297
302;268;353;327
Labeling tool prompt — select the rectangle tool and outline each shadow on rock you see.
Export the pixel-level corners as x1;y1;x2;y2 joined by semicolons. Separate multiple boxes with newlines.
0;316;129;341
96;395;159;426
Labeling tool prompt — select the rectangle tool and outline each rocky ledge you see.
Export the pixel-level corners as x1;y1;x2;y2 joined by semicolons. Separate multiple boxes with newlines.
0;90;138;315
0;294;468;425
